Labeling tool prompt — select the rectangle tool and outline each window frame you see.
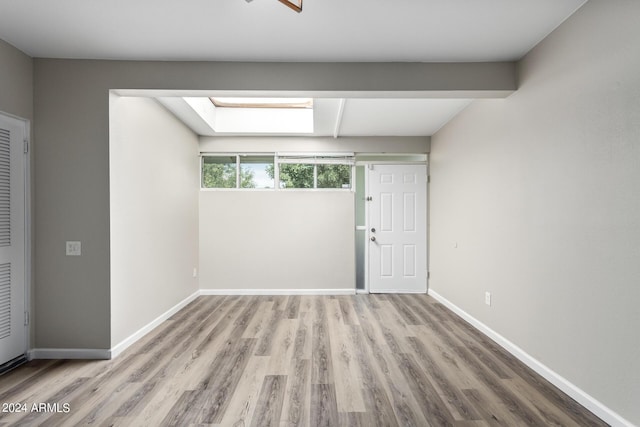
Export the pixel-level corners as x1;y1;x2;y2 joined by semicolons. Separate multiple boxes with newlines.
200;152;355;191
200;154;240;190
238;154;277;190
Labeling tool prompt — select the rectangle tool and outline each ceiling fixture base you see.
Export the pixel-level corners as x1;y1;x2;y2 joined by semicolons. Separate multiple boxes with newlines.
278;0;302;13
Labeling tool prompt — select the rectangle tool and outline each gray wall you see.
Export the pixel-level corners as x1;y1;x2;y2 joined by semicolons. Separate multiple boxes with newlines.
429;0;640;424
0;39;34;346
33;59;510;350
0;39;32;120
109;96;199;347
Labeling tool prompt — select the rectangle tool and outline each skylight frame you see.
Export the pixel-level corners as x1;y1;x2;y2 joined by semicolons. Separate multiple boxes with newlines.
209;97;313;109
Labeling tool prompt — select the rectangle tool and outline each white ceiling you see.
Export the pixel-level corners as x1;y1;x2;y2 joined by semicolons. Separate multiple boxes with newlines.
0;0;586;62
157;97;472;137
2;0;586;137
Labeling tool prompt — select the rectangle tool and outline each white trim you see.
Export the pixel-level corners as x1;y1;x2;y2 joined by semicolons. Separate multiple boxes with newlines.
199;288;356;296
333;98;346;138
200;188;276;192
278;157;355;165
0;112;31;363
29;290;201;360
29;348;110;360
270;188;353;192
355;289;369;295
29;289;356;361
428;289;635;427
110;290;200;358
370;289;427;294
277;152;355;158
23;118;32;357
355;160;427;166
364;165;370;293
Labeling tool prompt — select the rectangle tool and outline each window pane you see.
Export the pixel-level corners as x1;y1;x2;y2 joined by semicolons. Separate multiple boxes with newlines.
279;163;314;189
202;156;237;188
317;164;351;189
240;156;275;189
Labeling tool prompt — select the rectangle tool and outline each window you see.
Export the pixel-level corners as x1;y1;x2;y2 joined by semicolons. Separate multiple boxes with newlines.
277;155;354;189
201;153;353;190
317;164;352;189
189;97;313;134
240;155;275;189
201;155;274;189
202;155;236;189
279;163;314;189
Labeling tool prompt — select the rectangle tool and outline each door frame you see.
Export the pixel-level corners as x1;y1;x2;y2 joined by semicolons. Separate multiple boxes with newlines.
0;110;31;365
356;157;428;294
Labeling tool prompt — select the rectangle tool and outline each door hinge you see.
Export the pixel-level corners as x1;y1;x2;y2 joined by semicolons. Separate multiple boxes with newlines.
24;311;30;326
427;271;430;279
427;175;431;183
23;139;29;154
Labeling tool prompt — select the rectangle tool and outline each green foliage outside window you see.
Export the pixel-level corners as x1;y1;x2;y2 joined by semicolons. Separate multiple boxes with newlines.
317;164;351;188
204;155;351;189
271;163;314;188
202;156;255;188
265;163;350;189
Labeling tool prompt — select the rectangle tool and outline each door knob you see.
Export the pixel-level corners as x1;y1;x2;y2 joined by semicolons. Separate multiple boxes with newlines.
370;236;376;242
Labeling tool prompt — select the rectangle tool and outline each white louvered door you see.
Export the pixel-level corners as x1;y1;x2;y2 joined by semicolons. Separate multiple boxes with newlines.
0;113;27;366
369;164;427;293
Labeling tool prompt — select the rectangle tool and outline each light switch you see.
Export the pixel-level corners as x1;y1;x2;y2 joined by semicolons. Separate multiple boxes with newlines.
66;241;82;256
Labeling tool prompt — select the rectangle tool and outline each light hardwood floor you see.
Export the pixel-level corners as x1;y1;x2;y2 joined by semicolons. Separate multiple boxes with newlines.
0;295;607;426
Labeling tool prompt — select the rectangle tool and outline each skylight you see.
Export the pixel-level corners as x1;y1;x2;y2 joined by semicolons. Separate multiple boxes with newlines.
210;97;313;109
184;97;314;134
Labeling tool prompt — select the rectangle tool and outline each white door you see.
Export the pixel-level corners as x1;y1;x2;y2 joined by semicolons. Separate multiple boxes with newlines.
0;113;27;366
368;164;427;293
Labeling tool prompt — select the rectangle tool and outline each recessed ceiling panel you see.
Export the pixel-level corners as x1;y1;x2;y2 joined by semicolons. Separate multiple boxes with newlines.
338;99;472;136
158;97;472;137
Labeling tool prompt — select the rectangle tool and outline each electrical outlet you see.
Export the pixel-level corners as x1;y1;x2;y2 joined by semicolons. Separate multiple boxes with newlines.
193;268;198;278
485;291;491;306
66;241;82;256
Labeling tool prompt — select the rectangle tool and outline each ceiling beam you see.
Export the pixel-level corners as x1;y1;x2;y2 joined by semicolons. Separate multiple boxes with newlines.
333;99;346;139
76;61;516;98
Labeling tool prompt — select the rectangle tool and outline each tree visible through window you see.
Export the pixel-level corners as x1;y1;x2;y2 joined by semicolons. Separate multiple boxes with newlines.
270;163;313;188
201;154;352;189
317;164;351;189
240;156;275;189
202;156;237;188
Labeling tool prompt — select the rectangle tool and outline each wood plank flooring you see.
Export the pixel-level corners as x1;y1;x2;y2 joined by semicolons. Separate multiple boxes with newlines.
0;294;607;426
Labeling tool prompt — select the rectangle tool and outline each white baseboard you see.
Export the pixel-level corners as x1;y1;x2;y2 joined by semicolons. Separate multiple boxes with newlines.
428;289;634;427
110;290;200;359
199;288;356;296
370;289;427;294
29;291;201;361
29;348;110;360
29;288;355;362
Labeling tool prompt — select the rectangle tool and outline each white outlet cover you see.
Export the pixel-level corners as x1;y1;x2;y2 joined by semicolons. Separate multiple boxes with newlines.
485;292;491;306
66;241;82;256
